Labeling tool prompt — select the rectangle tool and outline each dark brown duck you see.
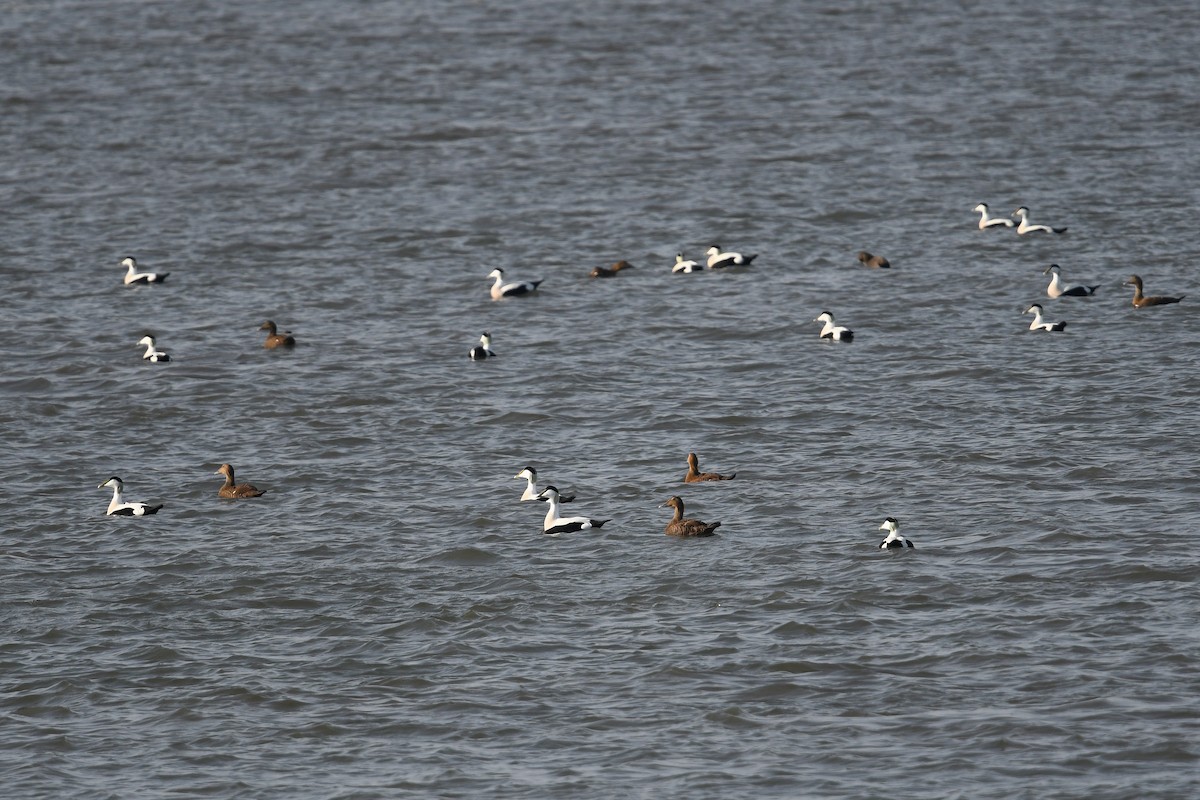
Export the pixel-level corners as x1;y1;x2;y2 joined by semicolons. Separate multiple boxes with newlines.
215;463;266;498
258;320;296;348
684;452;735;483
661;496;721;537
1123;275;1184;307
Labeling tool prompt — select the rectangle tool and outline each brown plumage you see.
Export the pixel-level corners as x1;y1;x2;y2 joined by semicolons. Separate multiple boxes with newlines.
1123;274;1184;307
856;250;890;269
215;463;267;498
661;496;721;537
684;452;735;483
258;320;296;348
590;260;635;278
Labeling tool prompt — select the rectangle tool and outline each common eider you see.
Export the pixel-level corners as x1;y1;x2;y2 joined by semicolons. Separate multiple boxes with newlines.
661;496;721;537
136;335;171;362
536;485;609;535
1043;264;1097;298
98;476;163;516
487;268;543;299
856;251;890;269
973;203;1014;229
514;467;575;503
878;517;915;549
1024;304;1068;332
1123;274;1184;307
215;463;266;498
1013;206;1067;234
705;245;757;269
590;260;634;278
814;311;854;342
672;253;701;273
684;452;735;483
120;256;169;285
470;332;495;360
258;320;295;349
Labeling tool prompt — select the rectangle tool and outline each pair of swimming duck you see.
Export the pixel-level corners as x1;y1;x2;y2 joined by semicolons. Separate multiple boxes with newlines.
97;464;266;515
131;322;294;364
513;466;605;535
973;204;1068;234
672;245;758;273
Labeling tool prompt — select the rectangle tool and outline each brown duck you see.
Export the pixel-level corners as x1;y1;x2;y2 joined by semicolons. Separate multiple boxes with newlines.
258;320;296;348
215;463;267;498
1123;275;1184;307
684;452;735;483
590;260;635;278
856;250;890;269
661;496;721;537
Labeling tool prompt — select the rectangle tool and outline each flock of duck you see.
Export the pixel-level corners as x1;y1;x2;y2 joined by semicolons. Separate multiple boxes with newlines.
101;256;294;516
105;204;1185;549
475;204;1185;548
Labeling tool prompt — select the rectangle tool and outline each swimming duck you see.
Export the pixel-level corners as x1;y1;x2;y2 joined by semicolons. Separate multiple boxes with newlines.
1123;274;1184;307
1043;264;1097;298
215;463;266;498
98;476;163;516
488;268;543;299
672;253;701;273
1012;206;1067;234
120;256;169;285
258;320;295;349
684;452;735;483
536;486;609;535
1025;304;1068;332
470;332;495;360
661;496;721;537
814;311;854;342
878;517;914;549
856;251;890;269
590;260;634;278
514;466;575;503
973;203;1014;229
136;335;171;362
705;245;757;269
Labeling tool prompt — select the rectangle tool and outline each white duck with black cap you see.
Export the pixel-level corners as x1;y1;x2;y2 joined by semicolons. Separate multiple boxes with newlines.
878;517;914;549
98;476;163;516
514;467;574;503
487;268;543;300
536;485;608;535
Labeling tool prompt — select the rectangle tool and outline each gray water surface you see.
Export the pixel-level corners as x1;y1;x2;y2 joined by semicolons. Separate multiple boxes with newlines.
2;1;1198;798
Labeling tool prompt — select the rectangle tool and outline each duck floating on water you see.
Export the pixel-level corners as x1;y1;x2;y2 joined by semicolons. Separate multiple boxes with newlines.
672;253;700;274
879;517;914;549
705;245;757;269
536;485;609;535
215;463;266;498
120;256;169;285
470;332;495;360
98;476;163;516
258;320;295;349
1013;206;1067;234
661;496;721;537
973;203;1014;229
1123;274;1184;307
814;311;854;342
136;335;171;362
684;452;735;483
488;268;543;299
514;466;574;503
856;250;890;269
1043;264;1097;298
1025;304;1068;331
590;260;634;278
